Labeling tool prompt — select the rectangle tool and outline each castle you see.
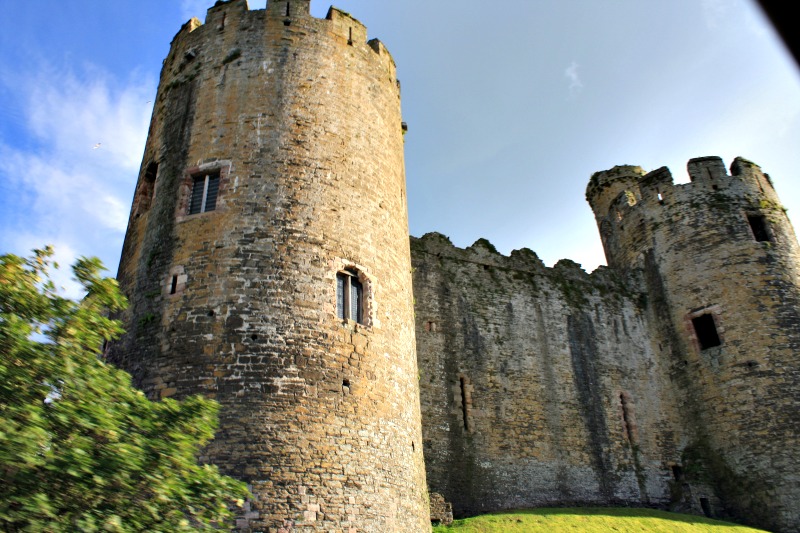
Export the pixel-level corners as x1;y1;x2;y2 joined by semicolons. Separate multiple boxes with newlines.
107;1;800;532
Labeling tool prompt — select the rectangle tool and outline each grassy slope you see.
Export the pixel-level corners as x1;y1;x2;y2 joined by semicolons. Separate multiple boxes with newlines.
432;508;770;533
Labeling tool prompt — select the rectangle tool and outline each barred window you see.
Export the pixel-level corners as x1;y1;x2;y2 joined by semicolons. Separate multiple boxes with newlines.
189;173;220;214
336;269;363;324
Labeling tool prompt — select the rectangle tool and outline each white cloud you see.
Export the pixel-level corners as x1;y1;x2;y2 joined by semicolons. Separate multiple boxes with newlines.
0;65;154;275
565;61;583;96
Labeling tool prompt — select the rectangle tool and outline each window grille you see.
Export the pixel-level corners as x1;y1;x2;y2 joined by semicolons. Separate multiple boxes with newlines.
337;269;364;324
189;173;220;214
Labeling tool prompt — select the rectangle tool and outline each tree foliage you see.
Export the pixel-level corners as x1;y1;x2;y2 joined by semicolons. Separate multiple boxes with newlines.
0;248;247;532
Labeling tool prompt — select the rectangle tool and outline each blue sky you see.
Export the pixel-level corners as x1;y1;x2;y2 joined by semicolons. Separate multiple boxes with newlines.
1;0;798;295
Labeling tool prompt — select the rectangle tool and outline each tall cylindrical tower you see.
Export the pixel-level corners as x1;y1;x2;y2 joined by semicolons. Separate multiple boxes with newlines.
109;1;428;530
587;156;800;531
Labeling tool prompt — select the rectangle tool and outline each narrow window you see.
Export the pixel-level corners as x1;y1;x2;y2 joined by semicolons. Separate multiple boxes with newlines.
348;27;353;46
145;162;158;185
657;190;664;204
747;214;771;242
336;269;364;324
692;313;721;350
700;497;712;518
165;266;185;296
189;173;220;214
671;465;684;481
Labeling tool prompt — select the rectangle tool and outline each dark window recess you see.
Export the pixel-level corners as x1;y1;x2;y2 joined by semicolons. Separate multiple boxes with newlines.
336;269;363;324
747;214;771;242
692;313;721;350
135;162;159;216
169;275;178;295
189;173;220;214
145;162;158;184
700;497;712;518
672;465;684;481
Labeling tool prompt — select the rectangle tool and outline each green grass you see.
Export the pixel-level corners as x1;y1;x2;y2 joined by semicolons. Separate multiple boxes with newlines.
432;508;769;533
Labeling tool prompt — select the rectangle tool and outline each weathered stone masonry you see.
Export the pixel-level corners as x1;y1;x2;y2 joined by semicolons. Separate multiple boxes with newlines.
414;156;800;533
109;1;428;531
108;1;800;532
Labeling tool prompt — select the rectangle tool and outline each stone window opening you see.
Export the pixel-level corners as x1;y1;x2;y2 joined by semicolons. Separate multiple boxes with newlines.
700;497;712;518
169;275;178;295
284;1;291;25
657;189;664;205
134;161;159;217
671;464;684;481
189;172;220;215
348;27;353;46
692;313;721;350
165;266;186;297
747;214;772;242
336;268;366;325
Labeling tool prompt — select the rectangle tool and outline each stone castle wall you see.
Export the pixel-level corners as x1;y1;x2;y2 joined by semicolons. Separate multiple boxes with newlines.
587;156;800;531
109;1;428;531
411;233;684;517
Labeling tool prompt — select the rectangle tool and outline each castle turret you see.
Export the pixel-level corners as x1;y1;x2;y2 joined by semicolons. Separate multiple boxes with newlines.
109;1;428;530
587;156;800;531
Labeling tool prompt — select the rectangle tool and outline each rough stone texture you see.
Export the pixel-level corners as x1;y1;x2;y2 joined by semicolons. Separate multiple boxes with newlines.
108;1;428;531
428;492;453;526
414;157;799;532
412;234;683;517
587;156;800;532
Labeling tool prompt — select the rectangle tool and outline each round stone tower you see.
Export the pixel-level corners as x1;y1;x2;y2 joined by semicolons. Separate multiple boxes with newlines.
109;1;429;530
587;156;800;531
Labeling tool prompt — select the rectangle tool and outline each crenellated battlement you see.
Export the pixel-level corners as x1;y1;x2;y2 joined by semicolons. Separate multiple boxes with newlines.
410;232;629;295
588;157;779;223
165;0;396;83
587;156;791;271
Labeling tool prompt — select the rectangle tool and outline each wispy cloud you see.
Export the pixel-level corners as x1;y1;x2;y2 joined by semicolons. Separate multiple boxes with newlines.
565;61;583;96
0;64;154;277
